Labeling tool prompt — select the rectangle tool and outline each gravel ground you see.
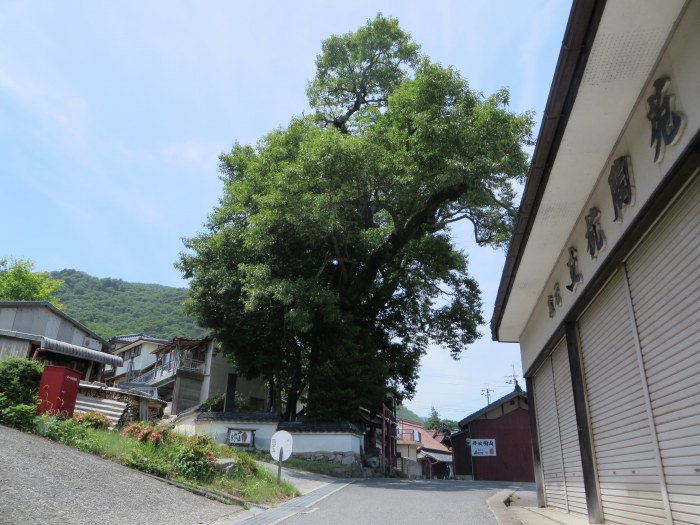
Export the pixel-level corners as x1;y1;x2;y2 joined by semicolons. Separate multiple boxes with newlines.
0;425;245;525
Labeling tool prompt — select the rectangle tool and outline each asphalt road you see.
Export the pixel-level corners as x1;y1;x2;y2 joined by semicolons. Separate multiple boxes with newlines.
1;424;532;525
0;425;244;525
276;478;520;525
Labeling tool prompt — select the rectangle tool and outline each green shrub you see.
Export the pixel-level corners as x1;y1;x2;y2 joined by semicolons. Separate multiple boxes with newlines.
201;393;225;412
122;421;172;446
0;403;37;431
37;415;87;445
171;434;217;481
0;357;43;408
124;446;172;477
73;411;111;430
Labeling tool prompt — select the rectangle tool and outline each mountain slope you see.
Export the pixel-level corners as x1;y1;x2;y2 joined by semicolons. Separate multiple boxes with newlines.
51;269;208;341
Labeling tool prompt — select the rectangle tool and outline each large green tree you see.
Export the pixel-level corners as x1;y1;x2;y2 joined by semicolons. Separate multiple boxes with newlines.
178;15;532;421
0;258;63;307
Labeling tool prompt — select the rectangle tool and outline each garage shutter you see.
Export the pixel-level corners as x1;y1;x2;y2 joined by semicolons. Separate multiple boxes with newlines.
533;339;586;516
578;271;667;525
626;174;700;525
551;341;587;516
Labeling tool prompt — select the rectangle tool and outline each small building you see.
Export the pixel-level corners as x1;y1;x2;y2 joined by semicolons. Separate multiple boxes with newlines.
107;333;169;385
0;301;121;380
395;418;453;479
452;385;533;483
491;1;700;523
125;337;267;414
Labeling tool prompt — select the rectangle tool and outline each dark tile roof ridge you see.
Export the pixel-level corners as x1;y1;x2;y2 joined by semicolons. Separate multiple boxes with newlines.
277;421;362;434
195;411;280;421
459;386;527;427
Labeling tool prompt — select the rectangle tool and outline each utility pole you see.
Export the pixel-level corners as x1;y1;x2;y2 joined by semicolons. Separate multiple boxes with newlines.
505;364;520;389
481;387;494;405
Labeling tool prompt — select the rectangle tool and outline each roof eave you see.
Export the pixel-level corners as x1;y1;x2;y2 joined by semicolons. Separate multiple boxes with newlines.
490;0;607;342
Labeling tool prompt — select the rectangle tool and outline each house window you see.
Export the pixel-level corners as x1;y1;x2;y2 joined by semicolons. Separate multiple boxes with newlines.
122;344;143;361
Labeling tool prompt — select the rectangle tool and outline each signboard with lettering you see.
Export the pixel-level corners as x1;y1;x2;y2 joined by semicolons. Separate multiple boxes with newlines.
470;438;497;457
227;428;254;447
270;430;293;461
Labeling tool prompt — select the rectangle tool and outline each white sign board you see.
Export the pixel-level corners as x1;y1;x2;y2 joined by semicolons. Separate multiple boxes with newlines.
270;430;293;461
227;429;254;446
470;438;497;456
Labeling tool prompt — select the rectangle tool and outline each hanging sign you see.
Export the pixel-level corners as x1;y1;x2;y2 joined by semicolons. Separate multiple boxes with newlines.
470;438;497;456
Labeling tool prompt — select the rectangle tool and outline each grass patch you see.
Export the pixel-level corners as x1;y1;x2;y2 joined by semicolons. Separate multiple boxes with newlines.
31;415;298;505
247;449;358;478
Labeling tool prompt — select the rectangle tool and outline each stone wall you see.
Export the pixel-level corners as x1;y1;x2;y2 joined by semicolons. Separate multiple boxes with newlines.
293;451;363;476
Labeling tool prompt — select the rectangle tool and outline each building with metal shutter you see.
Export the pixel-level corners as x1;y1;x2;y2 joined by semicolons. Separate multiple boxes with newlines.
491;1;700;523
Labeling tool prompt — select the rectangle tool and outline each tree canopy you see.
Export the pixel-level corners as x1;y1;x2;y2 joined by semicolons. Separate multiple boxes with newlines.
0;258;63;307
178;14;533;422
423;406;459;432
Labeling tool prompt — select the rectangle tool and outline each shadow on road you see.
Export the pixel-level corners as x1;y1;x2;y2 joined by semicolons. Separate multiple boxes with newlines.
348;478;534;493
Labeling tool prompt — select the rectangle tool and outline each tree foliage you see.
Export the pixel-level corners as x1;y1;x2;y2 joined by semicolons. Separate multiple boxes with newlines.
0;258;63;307
424;406;441;431
0;357;43;409
178;14;532;422
423;406;459;432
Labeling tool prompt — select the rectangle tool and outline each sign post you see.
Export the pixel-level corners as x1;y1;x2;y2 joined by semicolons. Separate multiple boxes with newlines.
270;430;293;484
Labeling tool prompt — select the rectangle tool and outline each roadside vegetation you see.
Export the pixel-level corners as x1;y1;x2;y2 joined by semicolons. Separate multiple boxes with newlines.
249;448;357;478
0;357;297;506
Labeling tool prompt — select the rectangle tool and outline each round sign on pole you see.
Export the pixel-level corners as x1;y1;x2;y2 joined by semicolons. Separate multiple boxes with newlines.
270;430;293;461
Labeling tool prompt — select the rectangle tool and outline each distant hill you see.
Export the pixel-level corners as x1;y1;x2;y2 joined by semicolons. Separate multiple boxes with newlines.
396;404;424;423
51;269;208;341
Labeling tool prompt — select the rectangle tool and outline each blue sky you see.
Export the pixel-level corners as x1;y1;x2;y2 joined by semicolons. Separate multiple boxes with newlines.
0;0;571;420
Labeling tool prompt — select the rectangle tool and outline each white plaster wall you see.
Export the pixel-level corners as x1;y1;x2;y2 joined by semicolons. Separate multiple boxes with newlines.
289;433;362;455
172;412;197;436
194;420;279;450
520;1;700;371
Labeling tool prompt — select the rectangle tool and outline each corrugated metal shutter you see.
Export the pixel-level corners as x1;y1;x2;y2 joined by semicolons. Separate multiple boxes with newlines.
534;357;567;512
551;340;587;516
533;339;586;516
578;272;667;524
626;174;700;525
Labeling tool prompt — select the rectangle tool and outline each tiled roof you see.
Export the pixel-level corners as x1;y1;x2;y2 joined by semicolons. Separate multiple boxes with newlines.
418;450;453;463
458;385;528;427
277;421;362;434
153;337;211;354
111;333;169;344
196;411;281;422
396;418;451;453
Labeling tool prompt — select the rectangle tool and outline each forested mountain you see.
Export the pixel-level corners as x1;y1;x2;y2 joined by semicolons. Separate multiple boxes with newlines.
396;405;424;424
51;269;208;341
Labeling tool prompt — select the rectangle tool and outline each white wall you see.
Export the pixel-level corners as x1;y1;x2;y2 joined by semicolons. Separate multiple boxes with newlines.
193;419;279;451
289;433;362;455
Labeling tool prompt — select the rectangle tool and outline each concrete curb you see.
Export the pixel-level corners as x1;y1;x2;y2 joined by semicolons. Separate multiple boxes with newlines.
486;489;523;525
